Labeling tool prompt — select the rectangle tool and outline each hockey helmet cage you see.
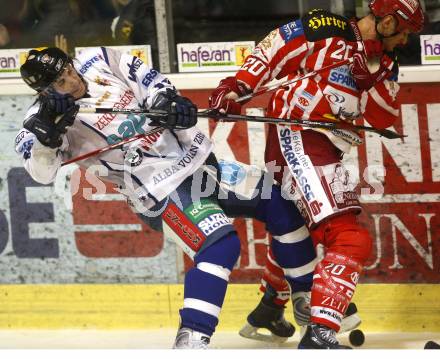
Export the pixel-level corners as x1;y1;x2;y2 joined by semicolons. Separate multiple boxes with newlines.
369;0;425;33
20;47;70;92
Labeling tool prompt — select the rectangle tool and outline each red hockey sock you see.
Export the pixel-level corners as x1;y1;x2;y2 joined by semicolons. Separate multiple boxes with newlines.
260;247;290;307
310;252;363;331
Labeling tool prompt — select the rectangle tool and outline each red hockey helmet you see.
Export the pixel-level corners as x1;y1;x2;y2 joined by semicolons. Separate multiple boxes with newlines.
369;0;425;33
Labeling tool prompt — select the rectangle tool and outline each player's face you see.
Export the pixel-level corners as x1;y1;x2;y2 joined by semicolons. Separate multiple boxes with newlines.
378;13;413;50
383;29;411;52
51;64;86;99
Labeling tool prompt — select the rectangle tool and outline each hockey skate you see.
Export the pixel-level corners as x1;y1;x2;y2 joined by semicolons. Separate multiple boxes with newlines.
239;299;295;343
173;327;210;349
298;324;352;349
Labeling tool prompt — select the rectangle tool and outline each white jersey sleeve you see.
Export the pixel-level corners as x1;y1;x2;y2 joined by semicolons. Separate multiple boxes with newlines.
100;47;175;108
14;128;63;185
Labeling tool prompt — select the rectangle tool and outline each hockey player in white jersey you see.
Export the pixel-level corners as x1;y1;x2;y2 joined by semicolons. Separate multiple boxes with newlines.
15;46;319;348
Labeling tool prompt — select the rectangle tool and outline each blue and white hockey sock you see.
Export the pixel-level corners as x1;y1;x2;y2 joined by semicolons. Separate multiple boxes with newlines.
255;185;316;293
179;232;240;336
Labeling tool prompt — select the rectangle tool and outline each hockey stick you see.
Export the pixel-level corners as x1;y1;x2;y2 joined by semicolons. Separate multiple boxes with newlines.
61;126;163;166
78;106;404;139
235;58;352;103
198;110;405;139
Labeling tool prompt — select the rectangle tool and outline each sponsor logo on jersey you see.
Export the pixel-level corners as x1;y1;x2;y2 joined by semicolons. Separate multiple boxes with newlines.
280;20;304;42
15;130;29;145
94;90;135;130
279;128;323;217
303;10;354;42
19;139;34;160
127;57;143;82
328;164;359;208
184;199;224;224
124;148;143;167
259;29;278;50
325;91;345;105
178;144;199;167
328;66;357;90
197;213;231;236
94;76;111;86
15;130;34;160
298;96;310;107
152;134;205;185
152;164;182;185
163;204;205;252
138;129;164;151
308;13;347;31
218;160;246;186
318;301;346;316
141;68;158;87
302;90;314;101
350;271;360;285
296;91;314;110
18;139;34;160
79;55;103;74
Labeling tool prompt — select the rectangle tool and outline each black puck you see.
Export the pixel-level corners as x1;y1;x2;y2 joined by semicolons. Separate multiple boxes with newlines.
424;341;440;349
349;329;365;347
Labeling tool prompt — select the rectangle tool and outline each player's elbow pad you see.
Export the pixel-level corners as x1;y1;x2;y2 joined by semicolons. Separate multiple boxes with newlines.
26;143;62;184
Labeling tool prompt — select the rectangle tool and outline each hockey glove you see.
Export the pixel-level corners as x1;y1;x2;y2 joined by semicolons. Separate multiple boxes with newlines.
44;89;77;114
348;19;397;91
209;77;249;115
150;89;197;130
350;51;396;91
23;99;78;148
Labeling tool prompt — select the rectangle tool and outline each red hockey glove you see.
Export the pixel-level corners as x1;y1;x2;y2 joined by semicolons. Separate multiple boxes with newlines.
348;19;395;90
350;51;396;91
208;77;250;115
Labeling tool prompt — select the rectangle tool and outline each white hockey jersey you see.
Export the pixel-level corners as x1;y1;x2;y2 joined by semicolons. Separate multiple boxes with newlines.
15;47;213;210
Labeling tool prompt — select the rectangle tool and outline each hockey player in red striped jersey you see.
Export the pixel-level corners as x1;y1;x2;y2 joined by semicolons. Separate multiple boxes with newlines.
210;0;425;349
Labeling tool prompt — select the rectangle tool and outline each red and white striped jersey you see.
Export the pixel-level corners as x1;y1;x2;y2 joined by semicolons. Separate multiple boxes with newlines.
235;9;400;154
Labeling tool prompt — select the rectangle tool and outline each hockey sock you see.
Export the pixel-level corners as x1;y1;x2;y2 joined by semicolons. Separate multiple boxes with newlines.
310;252;363;331
260;247;291;307
271;229;316;294
255;185;316;305
179;232;240;336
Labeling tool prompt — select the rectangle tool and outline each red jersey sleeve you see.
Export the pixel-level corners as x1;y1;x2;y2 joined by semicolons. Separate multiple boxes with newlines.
361;79;400;129
236;20;309;91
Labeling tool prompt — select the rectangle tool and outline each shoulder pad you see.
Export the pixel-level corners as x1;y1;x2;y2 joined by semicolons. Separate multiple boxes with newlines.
301;9;355;42
76;47;107;76
279;19;304;43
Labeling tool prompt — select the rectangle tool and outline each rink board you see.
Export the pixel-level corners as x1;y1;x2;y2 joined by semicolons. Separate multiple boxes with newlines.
0;283;438;332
